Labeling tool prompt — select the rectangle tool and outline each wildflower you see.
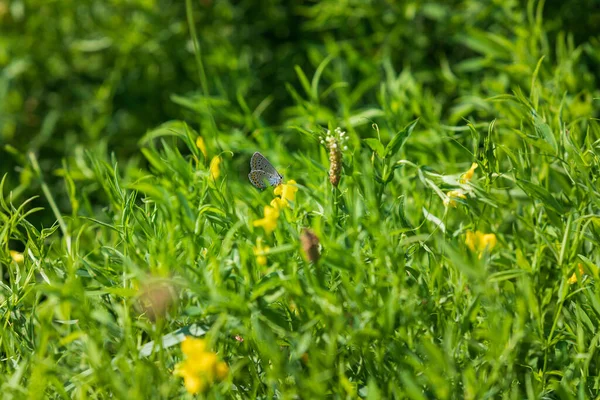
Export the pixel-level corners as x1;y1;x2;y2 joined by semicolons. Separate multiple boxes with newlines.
253;237;270;266
234;335;244;343
568;263;585;284
443;190;467;208
253;205;280;234
322;127;349;187
196;136;207;159
465;230;497;258
10;250;24;263
175;337;229;394
254;179;295;234
274;180;298;204
270;197;287;210
209;156;222;180
460;163;478;183
300;228;320;263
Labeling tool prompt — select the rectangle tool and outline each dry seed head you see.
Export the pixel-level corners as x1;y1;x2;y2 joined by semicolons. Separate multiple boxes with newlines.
323;127;348;187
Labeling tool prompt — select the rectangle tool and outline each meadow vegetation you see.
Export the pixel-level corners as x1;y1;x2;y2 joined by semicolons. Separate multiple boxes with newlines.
1;0;600;398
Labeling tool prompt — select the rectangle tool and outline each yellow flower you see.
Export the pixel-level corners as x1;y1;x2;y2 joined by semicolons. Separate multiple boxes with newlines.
568;263;585;284
10;250;24;263
174;337;229;394
460;163;478;183
253;205;280;234
216;361;229;380
274;180;298;204
443;190;467;208
209;156;222;180
253;238;270;266
270;197;287;210
176;364;206;394
465;230;497;258
181;337;207;358
196;136;208;159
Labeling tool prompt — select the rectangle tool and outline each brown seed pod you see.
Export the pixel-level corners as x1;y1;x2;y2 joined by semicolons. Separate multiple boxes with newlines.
301;228;320;263
135;280;177;322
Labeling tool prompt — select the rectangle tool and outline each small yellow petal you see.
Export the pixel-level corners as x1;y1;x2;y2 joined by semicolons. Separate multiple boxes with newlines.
443;198;456;207
460;163;478;183
10;250;24;263
568;273;578;284
194;352;218;374
465;231;477;252
181;337;207;358
480;234;497;251
253;238;270;266
176;338;227;394
270;197;287;210
253;206;280;235
215;361;229;380
445;190;467;208
281;181;298;203
209;156;222;180
256;254;267;266
569;263;585;284
175;362;206;394
263;205;280;221
196;136;207;159
449;190;467;200
183;373;206;394
253;218;278;234
465;231;497;257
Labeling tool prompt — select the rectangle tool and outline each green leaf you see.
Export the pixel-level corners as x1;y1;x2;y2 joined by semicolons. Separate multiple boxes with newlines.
532;112;557;153
363;138;385;158
294;65;312;99
516;179;565;214
385;118;419;157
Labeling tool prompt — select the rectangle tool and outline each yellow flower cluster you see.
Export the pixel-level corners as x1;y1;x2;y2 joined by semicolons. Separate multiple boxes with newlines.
174;337;229;394
253;180;297;235
444;190;467;208
196;135;222;181
444;163;477;208
273;180;298;205
465;230;497;258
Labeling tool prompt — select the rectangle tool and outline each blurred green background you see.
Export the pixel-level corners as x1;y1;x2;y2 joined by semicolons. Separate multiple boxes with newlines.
2;0;599;226
2;1;600;398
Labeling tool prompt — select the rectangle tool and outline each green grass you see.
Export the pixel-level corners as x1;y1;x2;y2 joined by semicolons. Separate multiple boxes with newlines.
1;0;600;398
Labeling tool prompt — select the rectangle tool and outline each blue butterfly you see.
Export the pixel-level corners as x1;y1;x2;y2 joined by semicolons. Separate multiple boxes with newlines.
248;152;283;189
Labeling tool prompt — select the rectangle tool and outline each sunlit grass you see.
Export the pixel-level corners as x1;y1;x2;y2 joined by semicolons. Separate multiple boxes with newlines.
1;1;600;399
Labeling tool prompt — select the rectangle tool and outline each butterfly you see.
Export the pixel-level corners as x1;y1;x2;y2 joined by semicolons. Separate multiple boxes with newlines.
248;152;283;190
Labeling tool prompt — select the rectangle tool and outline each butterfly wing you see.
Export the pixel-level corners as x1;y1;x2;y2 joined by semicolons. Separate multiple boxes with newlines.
248;170;270;189
268;174;283;186
251;152;281;178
